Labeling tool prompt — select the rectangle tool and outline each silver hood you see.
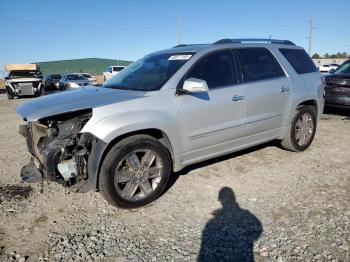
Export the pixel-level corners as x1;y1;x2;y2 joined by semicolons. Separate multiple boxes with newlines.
16;86;145;121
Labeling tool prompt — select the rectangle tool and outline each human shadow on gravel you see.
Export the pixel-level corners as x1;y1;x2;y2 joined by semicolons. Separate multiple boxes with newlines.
198;187;262;262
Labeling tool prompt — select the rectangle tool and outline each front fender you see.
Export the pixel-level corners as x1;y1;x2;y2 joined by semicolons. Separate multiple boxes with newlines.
81;109;180;154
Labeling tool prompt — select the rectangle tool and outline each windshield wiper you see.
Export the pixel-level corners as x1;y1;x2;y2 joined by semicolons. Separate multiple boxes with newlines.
105;85;129;90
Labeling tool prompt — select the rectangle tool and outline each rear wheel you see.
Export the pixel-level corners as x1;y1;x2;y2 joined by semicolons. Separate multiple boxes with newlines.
99;135;172;208
281;105;317;152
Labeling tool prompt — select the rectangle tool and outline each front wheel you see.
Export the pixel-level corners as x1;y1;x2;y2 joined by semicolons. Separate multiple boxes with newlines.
6;87;14;100
99;135;172;208
281;105;317;152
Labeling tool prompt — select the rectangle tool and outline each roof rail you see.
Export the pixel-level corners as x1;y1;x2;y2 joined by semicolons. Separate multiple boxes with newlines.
213;38;295;45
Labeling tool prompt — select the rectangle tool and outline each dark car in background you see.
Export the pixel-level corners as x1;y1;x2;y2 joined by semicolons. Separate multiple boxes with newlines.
325;59;350;109
44;74;62;90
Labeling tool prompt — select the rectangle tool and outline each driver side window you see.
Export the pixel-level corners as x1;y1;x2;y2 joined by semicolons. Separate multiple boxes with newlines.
187;50;237;89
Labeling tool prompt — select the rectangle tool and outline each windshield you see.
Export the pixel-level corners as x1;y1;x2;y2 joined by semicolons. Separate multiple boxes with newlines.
334;60;350;74
9;71;41;79
67;74;86;80
103;52;194;91
81;74;91;78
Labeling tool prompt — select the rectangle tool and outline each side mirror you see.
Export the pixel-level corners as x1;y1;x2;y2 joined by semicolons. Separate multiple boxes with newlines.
182;78;209;93
329;68;336;74
4;76;8;80
108;68;112;73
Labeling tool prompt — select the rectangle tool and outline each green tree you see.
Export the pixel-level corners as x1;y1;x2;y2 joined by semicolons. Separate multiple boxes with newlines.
312;53;321;59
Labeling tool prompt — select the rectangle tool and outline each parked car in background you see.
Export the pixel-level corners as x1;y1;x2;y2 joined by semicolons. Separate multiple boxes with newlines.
319;64;338;73
329;63;340;68
16;38;324;208
4;64;43;99
103;65;125;82
58;74;90;90
44;74;62;91
80;73;98;85
325;59;350;109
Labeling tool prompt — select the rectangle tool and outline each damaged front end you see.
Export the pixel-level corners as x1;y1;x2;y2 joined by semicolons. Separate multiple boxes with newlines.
19;109;105;192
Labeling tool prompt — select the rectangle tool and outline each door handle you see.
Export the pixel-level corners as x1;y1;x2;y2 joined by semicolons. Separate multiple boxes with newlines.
281;86;290;92
232;95;245;101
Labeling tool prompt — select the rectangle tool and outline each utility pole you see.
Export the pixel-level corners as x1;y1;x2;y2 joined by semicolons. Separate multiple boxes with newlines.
178;15;182;45
307;15;315;55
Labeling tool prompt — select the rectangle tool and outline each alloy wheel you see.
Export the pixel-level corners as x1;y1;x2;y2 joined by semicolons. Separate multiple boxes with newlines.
114;149;163;201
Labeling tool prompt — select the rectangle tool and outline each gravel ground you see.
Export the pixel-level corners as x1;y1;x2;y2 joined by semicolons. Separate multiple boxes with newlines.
0;93;349;262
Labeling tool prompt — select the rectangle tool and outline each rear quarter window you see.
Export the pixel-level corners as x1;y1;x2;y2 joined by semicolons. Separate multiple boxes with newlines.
279;48;317;74
237;48;285;82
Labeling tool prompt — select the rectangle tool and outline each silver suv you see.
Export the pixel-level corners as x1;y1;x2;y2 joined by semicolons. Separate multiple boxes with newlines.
16;39;324;208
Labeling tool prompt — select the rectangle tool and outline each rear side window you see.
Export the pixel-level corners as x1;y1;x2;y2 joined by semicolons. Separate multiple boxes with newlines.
237;48;285;82
187;50;237;89
279;48;317;74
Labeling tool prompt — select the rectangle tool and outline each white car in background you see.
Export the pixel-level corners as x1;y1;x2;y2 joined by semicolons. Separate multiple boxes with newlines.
80;73;98;86
103;65;125;82
319;64;338;73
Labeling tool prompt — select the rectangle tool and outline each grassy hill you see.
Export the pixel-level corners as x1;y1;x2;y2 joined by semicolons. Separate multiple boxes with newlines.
37;58;132;76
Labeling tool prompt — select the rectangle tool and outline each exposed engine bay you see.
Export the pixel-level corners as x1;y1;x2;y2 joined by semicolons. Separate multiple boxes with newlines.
19;109;99;190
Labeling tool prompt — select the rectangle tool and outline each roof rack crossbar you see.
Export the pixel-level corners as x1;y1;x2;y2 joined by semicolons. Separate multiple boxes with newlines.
213;38;295;45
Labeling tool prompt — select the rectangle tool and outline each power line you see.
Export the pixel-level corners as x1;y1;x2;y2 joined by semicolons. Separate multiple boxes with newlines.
127;0;306;23
0;17;227;38
33;0;307;30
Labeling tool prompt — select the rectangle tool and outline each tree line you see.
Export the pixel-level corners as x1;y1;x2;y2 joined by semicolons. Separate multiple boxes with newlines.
312;52;349;59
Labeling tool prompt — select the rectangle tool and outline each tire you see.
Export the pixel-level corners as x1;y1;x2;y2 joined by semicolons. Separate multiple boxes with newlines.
6;87;14;100
281;105;317;152
35;88;42;97
99;135;172;208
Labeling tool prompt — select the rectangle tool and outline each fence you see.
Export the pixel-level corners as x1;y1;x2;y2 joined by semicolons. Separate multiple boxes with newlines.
312;58;348;66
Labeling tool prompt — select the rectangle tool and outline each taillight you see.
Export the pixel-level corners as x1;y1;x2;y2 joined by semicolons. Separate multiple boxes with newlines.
320;76;326;99
321;75;326;88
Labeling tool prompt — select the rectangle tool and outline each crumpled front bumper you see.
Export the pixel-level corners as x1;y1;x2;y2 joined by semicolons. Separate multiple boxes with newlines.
18;122;108;192
7;81;43;96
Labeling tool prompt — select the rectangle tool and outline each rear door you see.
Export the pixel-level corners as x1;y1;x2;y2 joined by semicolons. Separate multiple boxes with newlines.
176;50;247;162
235;47;292;137
279;48;323;116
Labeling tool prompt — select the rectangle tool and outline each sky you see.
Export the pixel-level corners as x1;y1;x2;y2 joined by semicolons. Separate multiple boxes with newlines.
0;0;349;72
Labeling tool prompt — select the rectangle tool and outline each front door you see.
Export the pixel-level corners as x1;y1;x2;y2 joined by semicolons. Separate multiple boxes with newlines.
175;50;247;164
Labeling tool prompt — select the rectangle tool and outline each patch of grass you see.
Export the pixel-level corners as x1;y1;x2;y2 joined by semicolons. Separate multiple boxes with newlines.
0;80;4;89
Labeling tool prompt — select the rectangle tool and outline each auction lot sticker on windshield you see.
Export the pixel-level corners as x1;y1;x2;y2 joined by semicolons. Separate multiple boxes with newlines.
168;54;192;60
